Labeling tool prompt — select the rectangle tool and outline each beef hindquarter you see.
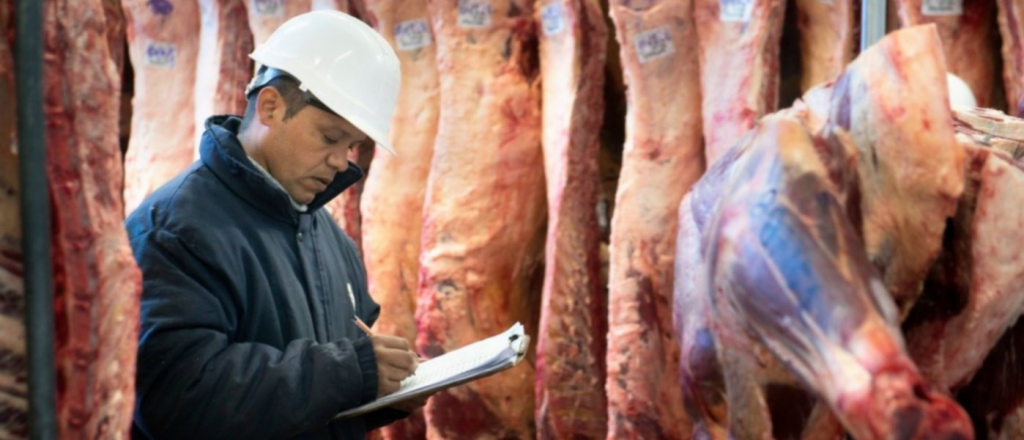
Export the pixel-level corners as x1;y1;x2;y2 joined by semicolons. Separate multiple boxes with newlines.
534;0;608;438
415;0;546;438
895;0;997;107
795;0;855;92
194;0;253;154
121;0;201;215
998;0;1024;116
604;0;704;438
695;0;786;165
359;0;441;438
46;0;143;438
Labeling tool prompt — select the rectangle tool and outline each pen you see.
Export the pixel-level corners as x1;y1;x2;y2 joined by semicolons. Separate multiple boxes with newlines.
353;316;373;336
353;317;427;364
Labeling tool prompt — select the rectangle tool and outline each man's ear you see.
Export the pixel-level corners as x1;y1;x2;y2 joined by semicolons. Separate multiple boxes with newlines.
256;87;283;127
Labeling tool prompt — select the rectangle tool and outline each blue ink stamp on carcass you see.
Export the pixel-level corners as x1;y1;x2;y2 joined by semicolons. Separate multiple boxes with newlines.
147;0;173;16
395;19;432;51
541;2;567;36
634;27;674;64
252;0;285;17
144;42;177;69
457;0;493;29
719;0;753;23
922;0;962;16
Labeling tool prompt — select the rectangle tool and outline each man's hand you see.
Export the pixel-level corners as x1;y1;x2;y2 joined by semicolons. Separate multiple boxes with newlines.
371;335;418;397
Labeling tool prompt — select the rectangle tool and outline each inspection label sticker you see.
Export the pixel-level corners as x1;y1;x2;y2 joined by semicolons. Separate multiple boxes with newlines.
458;0;493;28
635;27;674;64
144;42;177;69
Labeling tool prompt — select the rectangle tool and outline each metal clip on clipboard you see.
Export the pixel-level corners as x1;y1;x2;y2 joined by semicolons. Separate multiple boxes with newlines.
333;322;530;420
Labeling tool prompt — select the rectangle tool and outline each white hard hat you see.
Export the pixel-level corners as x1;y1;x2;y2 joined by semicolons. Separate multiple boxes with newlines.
947;73;977;109
248;10;401;156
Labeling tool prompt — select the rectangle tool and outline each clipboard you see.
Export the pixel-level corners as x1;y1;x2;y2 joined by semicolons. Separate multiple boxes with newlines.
333;322;530;420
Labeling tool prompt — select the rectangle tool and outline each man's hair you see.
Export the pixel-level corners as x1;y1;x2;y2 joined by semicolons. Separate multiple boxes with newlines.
239;74;310;131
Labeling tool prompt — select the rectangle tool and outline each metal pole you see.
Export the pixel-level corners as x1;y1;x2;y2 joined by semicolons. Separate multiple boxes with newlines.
861;0;887;51
16;0;58;437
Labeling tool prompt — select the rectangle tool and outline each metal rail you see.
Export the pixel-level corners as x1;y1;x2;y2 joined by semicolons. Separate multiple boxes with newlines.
861;0;887;51
16;0;58;437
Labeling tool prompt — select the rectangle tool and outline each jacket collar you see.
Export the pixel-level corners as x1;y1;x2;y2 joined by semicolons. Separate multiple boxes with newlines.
199;115;364;225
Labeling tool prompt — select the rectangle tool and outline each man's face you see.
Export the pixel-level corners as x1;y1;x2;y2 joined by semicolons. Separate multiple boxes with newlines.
255;88;369;205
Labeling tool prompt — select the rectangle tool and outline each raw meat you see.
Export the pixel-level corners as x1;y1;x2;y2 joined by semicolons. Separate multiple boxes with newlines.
534;0;608;438
705;108;973;440
827;23;965;318
358;0;439;438
45;0;143;437
674;128;845;440
895;0;997;107
0;1;26;438
121;0;202;216
904;111;1024;393
674;192;724;440
695;0;786;164
998;0;1024;116
244;0;312;46
673;139;749;440
604;0;703;437
414;0;546;438
957;319;1024;440
795;0;856;92
953;107;1024;161
194;0;253;153
103;0;127;76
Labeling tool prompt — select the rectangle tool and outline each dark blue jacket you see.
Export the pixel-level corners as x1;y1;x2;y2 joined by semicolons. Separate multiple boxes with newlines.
126;116;406;440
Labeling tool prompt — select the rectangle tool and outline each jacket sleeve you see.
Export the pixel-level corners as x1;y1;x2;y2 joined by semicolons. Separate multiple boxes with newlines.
365;408;412;431
131;227;379;440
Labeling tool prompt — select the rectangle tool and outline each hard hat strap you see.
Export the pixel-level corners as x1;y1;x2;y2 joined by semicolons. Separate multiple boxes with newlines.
245;66;340;119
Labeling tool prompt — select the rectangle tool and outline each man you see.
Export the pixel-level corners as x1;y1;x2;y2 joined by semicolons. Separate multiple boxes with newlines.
126;11;425;440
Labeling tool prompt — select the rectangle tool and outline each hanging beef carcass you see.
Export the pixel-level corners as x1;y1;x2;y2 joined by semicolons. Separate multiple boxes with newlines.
703;107;972;440
245;0;313;45
952;107;1024;162
998;0;1024;116
894;0;997;107
673;107;846;440
827;24;965;318
795;0;856;92
604;0;704;438
122;0;202;216
676;24;973;439
695;0;786;164
534;0;608;438
957;318;1024;440
358;0;440;439
194;0;253;153
903;108;1024;394
5;1;143;437
0;1;25;437
103;0;127;75
0;0;145;438
414;0;546;438
46;0;143;436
